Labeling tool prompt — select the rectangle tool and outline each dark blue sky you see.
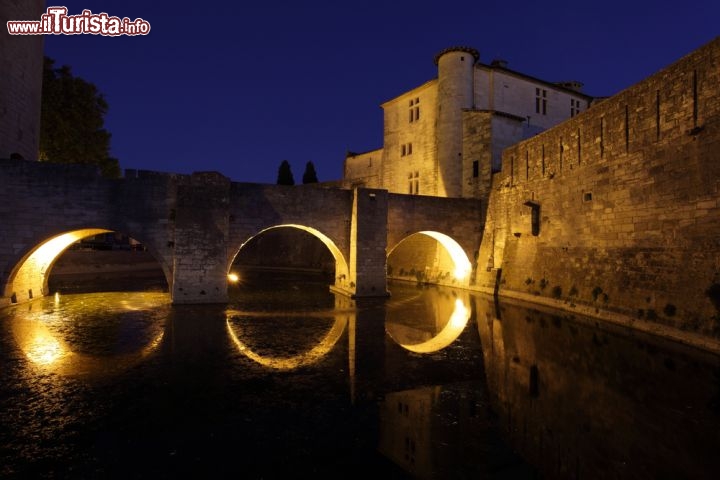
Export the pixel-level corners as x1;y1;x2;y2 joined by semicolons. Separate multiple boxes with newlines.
41;0;718;184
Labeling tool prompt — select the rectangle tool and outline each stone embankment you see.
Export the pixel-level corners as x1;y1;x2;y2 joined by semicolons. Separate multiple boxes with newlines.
49;250;167;292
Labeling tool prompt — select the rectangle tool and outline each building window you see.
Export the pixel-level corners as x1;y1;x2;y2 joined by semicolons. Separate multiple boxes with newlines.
571;98;580;117
472;160;479;178
401;142;413;156
401;144;406;156
524;201;541;236
409;171;419;194
535;88;547;115
409;98;420;122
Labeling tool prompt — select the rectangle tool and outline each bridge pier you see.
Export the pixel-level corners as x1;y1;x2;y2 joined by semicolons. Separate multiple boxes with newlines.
345;188;390;298
171;172;230;304
170;181;391;304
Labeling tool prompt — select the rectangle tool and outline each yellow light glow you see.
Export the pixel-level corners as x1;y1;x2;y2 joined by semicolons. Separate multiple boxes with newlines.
228;273;240;283
226;314;347;370
11;292;167;376
26;333;66;365
7;228;112;302
390;297;470;353
418;231;472;279
54;292;60;304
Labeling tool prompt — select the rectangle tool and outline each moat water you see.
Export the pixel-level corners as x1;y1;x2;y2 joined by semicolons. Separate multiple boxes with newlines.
1;272;719;479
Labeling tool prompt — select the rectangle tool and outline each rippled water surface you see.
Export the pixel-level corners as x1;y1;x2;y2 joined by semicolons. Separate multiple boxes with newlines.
1;273;719;479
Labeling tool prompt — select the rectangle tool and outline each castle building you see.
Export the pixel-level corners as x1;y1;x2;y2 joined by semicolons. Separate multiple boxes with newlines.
343;47;594;199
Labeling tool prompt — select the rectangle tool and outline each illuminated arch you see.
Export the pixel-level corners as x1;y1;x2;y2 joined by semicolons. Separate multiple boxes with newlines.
388;231;472;282
4;228;171;305
226;312;348;370
228;224;350;290
9;292;166;376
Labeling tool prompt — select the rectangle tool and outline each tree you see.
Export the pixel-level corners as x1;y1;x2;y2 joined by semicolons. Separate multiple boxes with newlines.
276;160;295;185
302;161;318;184
40;56;120;178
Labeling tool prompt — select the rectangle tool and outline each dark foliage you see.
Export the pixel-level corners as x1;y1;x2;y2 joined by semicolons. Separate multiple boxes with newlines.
40;56;120;178
302;161;318;184
277;160;295;185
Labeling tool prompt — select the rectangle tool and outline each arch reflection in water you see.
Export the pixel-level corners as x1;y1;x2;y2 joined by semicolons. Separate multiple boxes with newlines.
9;292;168;377
385;285;471;353
226;311;348;370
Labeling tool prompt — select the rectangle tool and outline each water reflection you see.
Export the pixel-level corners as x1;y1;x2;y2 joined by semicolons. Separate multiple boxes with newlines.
378;382;531;479
226;312;348;370
226;273;352;370
6;291;167;376
385;285;471;354
474;294;720;480
0;282;488;477
225;281;473;372
1;277;718;478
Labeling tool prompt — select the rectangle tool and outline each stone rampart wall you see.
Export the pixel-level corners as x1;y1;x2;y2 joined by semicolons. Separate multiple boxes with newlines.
476;37;720;338
0;1;44;161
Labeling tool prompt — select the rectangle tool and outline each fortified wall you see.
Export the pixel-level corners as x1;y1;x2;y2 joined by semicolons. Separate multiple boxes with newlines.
0;0;45;161
475;37;720;339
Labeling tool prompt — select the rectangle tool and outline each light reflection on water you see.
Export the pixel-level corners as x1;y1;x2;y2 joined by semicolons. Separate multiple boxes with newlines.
6;291;168;377
385;289;471;353
225;282;470;370
0;277;719;478
226;313;348;370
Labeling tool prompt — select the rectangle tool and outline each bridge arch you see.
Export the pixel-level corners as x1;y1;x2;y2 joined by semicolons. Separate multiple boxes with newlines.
387;231;472;287
3;227;172;305
228;224;351;291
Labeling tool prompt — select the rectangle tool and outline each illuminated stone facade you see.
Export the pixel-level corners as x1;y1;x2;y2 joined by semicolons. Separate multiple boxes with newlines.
344;47;592;200
476;36;720;339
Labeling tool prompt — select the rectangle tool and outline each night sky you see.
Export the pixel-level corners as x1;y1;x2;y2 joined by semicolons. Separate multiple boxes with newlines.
40;0;719;184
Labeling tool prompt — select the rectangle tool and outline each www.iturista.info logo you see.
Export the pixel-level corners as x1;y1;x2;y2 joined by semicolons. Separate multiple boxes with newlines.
7;6;151;36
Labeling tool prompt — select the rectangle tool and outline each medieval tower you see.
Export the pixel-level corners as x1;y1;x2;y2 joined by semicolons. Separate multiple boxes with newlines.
0;1;45;161
435;47;477;198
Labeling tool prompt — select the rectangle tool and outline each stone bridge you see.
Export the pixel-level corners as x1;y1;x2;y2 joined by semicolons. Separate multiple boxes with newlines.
0;158;484;306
